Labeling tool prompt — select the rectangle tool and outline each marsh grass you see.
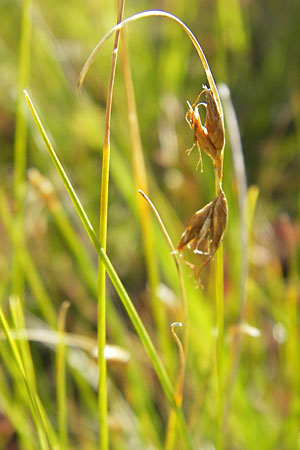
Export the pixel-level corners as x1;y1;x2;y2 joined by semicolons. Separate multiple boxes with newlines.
0;2;299;450
24;89;191;448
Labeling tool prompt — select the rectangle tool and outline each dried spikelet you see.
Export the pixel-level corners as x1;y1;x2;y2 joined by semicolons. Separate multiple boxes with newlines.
185;85;225;173
177;188;228;281
178;197;216;254
199;188;228;269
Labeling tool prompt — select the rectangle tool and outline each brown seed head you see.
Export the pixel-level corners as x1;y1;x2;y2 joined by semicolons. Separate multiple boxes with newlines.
203;86;224;153
177;188;228;278
185;86;225;172
177;198;216;252
211;188;228;254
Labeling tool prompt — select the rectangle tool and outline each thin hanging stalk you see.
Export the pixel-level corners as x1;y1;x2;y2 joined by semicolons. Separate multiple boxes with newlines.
96;1;125;449
138;190;188;449
12;0;32;297
76;0;224;367
77;10;223;121
138;190;188;353
24;90;192;448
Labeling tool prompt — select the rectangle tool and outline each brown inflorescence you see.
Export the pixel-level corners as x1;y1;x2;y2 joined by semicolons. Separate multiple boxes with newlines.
178;85;227;283
185;85;224;177
177;188;228;283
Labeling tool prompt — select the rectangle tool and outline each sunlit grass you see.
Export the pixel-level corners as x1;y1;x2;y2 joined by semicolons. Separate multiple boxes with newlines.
0;1;299;449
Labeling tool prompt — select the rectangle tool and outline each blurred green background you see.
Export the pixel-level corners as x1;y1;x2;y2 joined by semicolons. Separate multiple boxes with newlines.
0;0;299;449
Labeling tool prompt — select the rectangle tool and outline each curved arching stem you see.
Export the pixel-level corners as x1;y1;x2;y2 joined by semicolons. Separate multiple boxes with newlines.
77;9;224;124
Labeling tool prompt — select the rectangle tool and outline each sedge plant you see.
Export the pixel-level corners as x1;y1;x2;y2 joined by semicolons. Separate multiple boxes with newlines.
24;89;192;448
78;9;227;449
1;2;299;449
6;6;228;449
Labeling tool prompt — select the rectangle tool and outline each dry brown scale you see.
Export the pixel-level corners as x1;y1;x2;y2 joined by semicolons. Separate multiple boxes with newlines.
178;85;228;284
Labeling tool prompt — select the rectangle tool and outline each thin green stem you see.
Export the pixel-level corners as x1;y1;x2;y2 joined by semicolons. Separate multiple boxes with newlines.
24;90;192;448
57;301;70;449
96;1;125;448
285;223;299;445
77;10;223;122
0;307;58;450
138;190;189;449
211;115;225;450
12;299;59;449
215;244;224;450
12;0;32;297
138;190;188;353
10;295;37;391
165;323;186;450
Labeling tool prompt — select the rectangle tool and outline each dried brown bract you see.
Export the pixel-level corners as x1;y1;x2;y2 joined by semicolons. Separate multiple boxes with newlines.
177;188;228;282
185;85;225;174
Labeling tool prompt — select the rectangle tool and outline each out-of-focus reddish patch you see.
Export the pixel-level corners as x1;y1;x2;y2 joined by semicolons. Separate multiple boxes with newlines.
0;412;16;449
273;213;299;276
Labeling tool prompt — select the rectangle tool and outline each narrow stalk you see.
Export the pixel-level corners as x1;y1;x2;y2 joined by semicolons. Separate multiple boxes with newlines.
10;298;59;449
0;308;57;450
121;28;170;358
57;301;70;449
24;90;192;448
138;190;189;352
78;17;226;446
8;296;49;448
29;169;163;446
165;323;185;450
214;118;225;450
12;0;32;297
96;2;125;448
215;244;224;450
285;267;299;445
9;295;37;390
138;190;188;449
77;10;224;122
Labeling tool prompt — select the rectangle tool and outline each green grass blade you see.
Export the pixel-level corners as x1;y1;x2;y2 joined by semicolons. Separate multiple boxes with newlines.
57;301;70;449
12;0;32;297
0;308;52;450
24;91;191;448
9;296;60;449
96;1;125;447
